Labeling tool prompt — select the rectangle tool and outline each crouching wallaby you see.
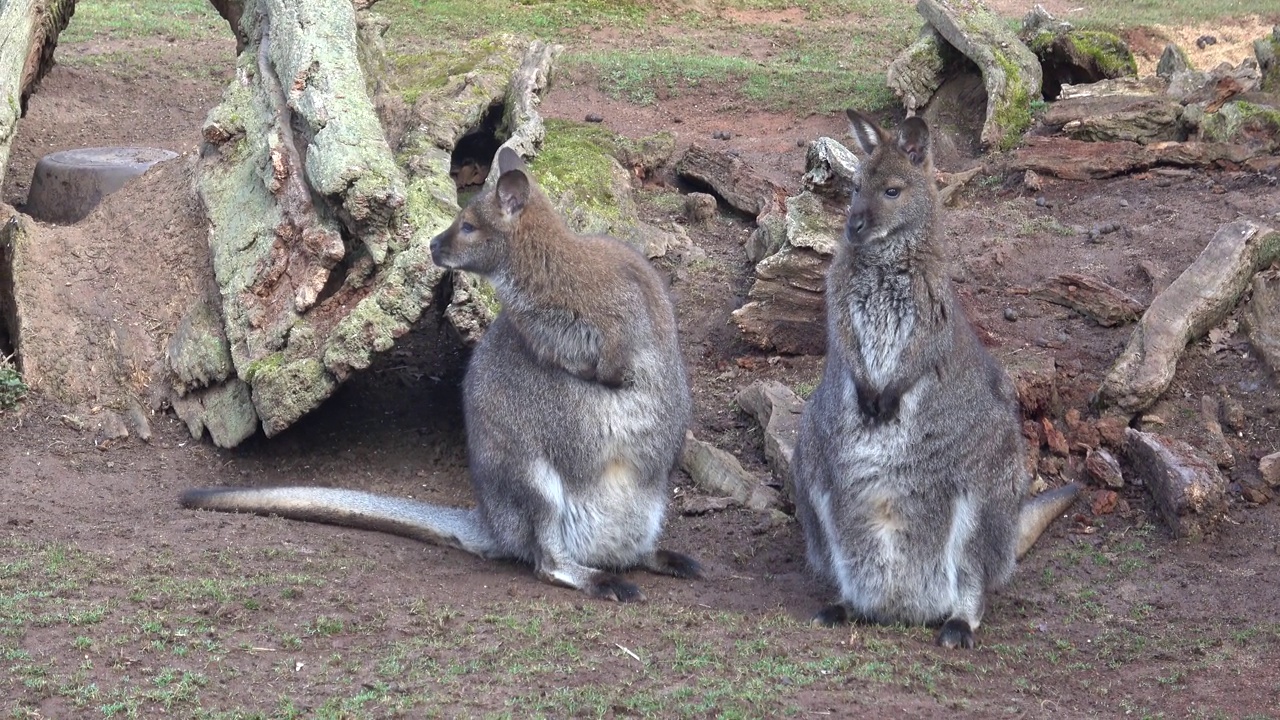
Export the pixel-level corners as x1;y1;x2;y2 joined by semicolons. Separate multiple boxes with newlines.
791;110;1079;649
182;146;700;602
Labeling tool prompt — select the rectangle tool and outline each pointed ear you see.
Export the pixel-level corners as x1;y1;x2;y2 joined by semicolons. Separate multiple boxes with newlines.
496;166;530;217
896;117;931;166
496;146;526;175
845;109;886;156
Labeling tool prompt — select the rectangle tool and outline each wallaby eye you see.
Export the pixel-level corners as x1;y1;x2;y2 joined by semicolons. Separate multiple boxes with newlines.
460;221;476;233
885;188;900;198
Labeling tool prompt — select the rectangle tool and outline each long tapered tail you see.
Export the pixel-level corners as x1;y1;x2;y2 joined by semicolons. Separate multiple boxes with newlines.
181;486;499;558
1016;483;1080;559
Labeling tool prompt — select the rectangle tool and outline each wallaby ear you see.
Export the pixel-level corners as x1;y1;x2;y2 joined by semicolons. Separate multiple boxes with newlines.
845;108;886;156
496;166;530;217
896;117;931;167
495;146;527;175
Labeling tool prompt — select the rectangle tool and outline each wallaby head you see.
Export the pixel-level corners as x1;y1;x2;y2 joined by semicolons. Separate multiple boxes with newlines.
843;109;937;248
429;146;537;274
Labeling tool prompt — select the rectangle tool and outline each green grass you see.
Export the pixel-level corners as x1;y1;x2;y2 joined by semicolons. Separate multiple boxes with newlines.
1071;0;1279;29
0;354;26;410
60;0;229;43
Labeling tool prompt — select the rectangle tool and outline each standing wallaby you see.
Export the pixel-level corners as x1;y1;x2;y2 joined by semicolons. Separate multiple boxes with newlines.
182;146;700;602
791;110;1079;649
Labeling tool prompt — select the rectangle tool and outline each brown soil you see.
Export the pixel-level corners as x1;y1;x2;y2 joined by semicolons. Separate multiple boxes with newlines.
3;5;1280;719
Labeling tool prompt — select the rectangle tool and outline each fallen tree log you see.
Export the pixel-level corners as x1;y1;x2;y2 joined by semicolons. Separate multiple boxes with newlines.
1096;219;1280;413
0;0;77;185
995;136;1277;180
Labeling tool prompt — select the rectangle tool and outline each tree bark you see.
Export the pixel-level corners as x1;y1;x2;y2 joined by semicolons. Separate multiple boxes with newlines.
177;0;560;441
0;0;77;186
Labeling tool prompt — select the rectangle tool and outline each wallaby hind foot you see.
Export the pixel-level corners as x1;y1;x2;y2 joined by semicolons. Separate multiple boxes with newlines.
936;618;975;650
644;549;703;579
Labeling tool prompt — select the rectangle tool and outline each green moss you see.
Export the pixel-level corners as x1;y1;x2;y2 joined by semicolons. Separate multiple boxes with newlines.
468;274;502;316
1068;30;1137;78
531;119;627;223
991;51;1033;151
241;352;286;385
389;35;521;106
1199;100;1280;145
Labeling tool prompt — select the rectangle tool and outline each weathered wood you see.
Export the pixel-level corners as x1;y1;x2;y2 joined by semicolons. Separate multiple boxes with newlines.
1042;95;1183;145
996;136;1274;180
1243;268;1280;375
915;0;1042;150
1097;220;1280;412
190;0;562;439
678;432;782;512
1123;429;1227;540
674;144;787;219
735;380;804;499
1033;272;1146;327
0;0;77;185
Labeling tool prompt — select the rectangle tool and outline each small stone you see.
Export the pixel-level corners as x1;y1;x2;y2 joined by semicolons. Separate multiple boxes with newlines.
1095;413;1129;449
712;130;732;141
683;192;718;224
1219;395;1246;432
585;113;604;123
98;410;130;443
1195;35;1217;49
1241;485;1270;504
1118;198;1129;208
1023;170;1044;192
1085;448;1125;488
1004;307;1019;322
672;116;683;124
796;138;806;147
1261;452;1280;487
1035;195;1048;207
1091;489;1119;515
1041;417;1070;457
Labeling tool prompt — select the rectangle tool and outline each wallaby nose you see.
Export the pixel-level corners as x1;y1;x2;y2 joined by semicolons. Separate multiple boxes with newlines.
846;198;868;237
429;233;445;266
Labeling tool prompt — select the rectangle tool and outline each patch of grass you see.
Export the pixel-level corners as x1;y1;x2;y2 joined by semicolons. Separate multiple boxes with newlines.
0;354;27;410
61;0;229;43
1071;0;1271;29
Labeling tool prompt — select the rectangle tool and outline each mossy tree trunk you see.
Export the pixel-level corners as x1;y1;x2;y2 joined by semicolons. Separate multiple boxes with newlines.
0;0;77;186
173;0;559;444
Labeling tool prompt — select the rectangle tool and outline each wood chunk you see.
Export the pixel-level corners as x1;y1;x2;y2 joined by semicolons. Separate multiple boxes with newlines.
1123;428;1227;539
1097;219;1280;412
674;144;788;219
735;381;805;500
1033;273;1146;327
1085;448;1124;488
678;432;781;512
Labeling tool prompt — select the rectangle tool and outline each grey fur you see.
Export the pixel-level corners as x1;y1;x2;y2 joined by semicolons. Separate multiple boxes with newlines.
792;110;1078;649
182;146;699;602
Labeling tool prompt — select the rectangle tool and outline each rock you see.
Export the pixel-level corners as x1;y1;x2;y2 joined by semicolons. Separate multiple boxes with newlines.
171;378;259;449
1091;489;1119;515
916;0;1043;150
1244;267;1280;379
1257;26;1280;93
680;495;736;516
1000;348;1058;417
1033;273;1146;327
1197;395;1235;469
732;191;841;354
802;137;861;200
1097;219;1280;412
584;112;603;123
1043;95;1183;145
1187;98;1280;151
1095;413;1129;449
1260;452;1280;488
1041;417;1070;457
1085;448;1124;488
735;380;805;499
1123;428;1227;539
97;410;129;443
683;192;717;224
678;432;781;512
1026;22;1138;99
1157;43;1192;79
167;298;234;396
125;397;152;443
1064;408;1100;449
1219;395;1246;433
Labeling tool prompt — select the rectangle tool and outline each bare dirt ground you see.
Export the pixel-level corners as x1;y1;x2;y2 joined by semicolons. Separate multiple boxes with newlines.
2;4;1280;719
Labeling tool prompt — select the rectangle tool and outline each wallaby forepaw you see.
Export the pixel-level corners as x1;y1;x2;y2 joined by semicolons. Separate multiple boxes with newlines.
587;572;646;603
812;604;851;628
936;618;975;649
855;382;900;425
649;549;703;579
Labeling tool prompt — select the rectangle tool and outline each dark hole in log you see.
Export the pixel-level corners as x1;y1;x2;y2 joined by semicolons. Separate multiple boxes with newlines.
450;102;505;205
0;234;15;359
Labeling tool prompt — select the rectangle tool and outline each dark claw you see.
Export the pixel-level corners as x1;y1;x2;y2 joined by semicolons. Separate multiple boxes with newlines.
812;604;851;628
587;572;645;603
651;550;703;579
936;618;975;649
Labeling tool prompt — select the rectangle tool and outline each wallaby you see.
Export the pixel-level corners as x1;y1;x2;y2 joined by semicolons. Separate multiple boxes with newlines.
791;110;1079;649
182;146;700;602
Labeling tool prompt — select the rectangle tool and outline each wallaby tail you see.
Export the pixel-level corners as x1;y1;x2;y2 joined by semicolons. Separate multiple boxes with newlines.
1015;483;1081;559
181;487;498;558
